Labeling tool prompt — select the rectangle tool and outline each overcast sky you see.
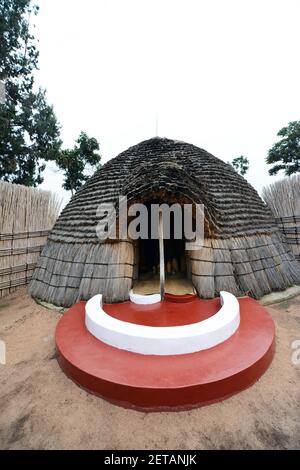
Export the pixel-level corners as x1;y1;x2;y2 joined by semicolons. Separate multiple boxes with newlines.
34;0;300;204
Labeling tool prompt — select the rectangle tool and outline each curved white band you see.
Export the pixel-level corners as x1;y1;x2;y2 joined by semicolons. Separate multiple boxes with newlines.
85;291;240;356
129;289;161;304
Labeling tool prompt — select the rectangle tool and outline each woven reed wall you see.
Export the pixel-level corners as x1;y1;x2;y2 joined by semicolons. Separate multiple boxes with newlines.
0;182;61;298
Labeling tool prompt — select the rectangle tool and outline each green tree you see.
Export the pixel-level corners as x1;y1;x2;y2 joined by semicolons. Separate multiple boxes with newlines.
57;132;101;196
0;0;61;186
267;121;300;176
229;155;249;176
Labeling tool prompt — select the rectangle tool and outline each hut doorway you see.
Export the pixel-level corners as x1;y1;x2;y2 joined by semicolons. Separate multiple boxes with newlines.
134;202;194;296
138;237;186;278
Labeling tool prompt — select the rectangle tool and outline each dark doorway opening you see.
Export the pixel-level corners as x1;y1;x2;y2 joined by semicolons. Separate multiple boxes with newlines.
138;202;187;279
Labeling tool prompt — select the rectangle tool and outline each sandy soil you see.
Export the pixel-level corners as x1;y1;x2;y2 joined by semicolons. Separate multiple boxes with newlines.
0;288;299;450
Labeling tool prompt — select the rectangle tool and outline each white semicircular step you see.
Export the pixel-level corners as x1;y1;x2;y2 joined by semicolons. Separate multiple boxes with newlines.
85;291;240;356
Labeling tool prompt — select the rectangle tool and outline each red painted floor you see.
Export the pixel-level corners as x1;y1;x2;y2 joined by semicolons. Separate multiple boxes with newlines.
55;297;275;411
104;296;217;326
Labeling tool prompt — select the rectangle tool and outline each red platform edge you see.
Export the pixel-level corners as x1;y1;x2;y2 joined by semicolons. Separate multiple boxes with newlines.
55;297;275;412
165;292;198;303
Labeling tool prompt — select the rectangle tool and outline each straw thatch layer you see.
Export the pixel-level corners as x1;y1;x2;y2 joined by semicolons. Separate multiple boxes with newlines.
29;239;134;305
191;232;300;299
48;137;275;244
28;137;300;305
28;231;300;307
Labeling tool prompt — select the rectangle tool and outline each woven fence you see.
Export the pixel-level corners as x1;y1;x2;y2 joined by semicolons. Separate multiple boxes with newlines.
0;181;62;298
274;215;300;262
262;175;300;264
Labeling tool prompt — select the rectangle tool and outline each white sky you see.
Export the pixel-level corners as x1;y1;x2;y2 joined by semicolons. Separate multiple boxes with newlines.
34;0;300;204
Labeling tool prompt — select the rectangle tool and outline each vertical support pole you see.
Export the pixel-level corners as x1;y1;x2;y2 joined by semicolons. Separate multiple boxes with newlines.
158;210;165;300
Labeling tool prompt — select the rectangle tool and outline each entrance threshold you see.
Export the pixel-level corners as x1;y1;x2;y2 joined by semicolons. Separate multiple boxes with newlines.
132;276;196;296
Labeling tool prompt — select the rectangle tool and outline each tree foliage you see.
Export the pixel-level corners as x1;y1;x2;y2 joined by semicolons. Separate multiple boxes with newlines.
0;0;61;186
267;121;300;176
57;132;101;195
229;155;249;176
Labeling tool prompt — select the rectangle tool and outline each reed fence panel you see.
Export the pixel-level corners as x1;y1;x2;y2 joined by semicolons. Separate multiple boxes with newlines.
0;182;61;298
263;175;300;264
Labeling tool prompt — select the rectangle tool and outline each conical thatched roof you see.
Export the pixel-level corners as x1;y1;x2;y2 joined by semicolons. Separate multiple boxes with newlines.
50;138;274;243
28;137;300;306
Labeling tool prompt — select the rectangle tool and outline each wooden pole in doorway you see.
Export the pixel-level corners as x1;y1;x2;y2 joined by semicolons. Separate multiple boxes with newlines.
158;210;165;300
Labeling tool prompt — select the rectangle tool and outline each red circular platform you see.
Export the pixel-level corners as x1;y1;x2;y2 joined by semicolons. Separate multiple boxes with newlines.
55;297;275;411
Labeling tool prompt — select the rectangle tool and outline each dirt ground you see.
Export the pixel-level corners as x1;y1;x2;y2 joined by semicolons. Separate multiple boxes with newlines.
0;288;299;450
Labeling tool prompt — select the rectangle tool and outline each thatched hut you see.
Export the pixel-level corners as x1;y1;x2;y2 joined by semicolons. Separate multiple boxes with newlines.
28;137;300;306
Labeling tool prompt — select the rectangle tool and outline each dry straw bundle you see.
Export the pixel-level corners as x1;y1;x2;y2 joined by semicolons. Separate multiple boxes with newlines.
0;181;62;297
